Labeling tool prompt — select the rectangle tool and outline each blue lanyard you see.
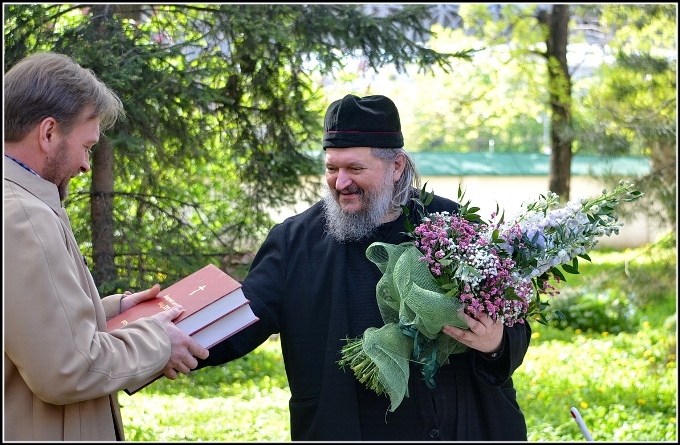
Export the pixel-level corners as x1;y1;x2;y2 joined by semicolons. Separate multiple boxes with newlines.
5;154;42;178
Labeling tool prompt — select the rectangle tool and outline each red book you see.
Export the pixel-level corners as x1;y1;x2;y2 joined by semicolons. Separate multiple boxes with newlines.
106;264;259;394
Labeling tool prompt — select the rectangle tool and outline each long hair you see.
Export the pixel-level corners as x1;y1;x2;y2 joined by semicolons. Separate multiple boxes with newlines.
4;52;124;142
371;147;422;211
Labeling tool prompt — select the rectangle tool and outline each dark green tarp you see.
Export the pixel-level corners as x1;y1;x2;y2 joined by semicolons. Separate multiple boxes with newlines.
411;152;650;177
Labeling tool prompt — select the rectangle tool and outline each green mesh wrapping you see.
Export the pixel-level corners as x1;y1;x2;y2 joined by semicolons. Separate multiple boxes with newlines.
353;241;470;411
361;324;413;410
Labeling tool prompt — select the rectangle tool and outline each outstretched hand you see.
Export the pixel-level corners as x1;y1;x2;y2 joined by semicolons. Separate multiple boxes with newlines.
152;306;209;379
441;309;504;355
118;284;209;379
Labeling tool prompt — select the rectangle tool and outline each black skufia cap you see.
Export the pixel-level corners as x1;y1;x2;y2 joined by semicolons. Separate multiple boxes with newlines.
322;94;404;149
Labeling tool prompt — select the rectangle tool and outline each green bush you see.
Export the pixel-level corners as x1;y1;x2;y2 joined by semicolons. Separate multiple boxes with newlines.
544;232;676;334
549;288;638;333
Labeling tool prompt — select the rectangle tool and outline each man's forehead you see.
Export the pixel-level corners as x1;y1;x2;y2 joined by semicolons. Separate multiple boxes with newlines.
325;147;374;162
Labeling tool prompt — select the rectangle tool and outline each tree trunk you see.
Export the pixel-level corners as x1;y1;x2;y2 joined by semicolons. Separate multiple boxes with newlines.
87;4;119;290
650;139;677;227
650;140;677;192
540;4;573;201
91;138;117;288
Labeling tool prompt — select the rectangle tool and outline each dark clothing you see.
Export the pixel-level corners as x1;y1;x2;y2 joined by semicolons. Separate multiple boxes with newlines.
201;191;530;441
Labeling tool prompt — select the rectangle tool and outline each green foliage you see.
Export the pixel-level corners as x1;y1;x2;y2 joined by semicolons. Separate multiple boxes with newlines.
571;4;676;230
548;288;638;334
3;4;472;292
548;232;676;333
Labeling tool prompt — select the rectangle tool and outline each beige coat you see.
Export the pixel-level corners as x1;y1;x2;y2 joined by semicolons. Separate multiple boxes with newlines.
4;160;172;441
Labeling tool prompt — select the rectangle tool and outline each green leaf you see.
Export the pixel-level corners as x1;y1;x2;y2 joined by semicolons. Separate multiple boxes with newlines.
504;287;523;301
579;253;592;262
496;205;505;225
444;288;458;298
424;190;434;206
550;267;567;281
420;182;429;200
561;263;580;274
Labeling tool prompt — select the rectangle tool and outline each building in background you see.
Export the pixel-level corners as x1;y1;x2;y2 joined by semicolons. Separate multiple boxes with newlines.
271;152;665;249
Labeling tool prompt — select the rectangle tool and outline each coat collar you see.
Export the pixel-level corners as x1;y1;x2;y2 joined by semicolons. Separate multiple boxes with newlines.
5;157;64;213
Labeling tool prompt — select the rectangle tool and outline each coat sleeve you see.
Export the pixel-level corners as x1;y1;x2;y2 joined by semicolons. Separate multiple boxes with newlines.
101;293;125;319
4;191;172;405
472;321;532;386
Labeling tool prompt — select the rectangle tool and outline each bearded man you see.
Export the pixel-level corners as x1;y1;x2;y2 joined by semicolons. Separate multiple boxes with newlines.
4;51;208;441
199;94;531;441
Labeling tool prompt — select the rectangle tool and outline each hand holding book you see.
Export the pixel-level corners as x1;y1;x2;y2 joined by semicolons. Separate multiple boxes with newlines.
107;264;259;394
153;303;209;380
119;283;162;313
116;283;210;379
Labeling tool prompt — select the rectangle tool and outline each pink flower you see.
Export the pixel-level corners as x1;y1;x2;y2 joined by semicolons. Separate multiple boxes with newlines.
407;180;642;327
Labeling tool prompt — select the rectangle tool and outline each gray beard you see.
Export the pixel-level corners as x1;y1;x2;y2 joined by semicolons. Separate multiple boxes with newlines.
321;174;396;243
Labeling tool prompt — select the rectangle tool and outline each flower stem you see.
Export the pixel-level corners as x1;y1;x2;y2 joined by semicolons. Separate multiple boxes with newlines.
337;337;386;396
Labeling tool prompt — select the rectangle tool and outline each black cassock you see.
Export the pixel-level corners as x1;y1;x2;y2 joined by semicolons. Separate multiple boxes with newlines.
200;190;531;441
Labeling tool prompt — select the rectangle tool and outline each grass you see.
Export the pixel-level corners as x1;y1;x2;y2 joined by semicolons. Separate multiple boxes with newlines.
119;339;290;441
120;237;677;441
520;326;676;441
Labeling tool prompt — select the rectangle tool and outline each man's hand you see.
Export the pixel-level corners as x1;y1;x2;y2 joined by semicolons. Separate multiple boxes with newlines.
152;305;210;380
118;283;209;378
119;283;161;313
441;310;504;355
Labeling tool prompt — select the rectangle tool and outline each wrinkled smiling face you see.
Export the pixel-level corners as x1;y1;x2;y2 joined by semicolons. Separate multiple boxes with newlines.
322;147;396;242
324;146;393;214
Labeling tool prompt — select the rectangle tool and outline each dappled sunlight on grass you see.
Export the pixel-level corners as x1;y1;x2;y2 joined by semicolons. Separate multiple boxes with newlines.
517;321;676;441
121;390;290;441
120;339;291;441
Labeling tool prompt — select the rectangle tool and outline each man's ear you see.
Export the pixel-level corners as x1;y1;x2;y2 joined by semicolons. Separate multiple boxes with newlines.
392;152;406;182
38;117;60;154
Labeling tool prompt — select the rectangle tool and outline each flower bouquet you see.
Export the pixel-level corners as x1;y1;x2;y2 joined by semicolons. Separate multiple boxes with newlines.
338;180;643;411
